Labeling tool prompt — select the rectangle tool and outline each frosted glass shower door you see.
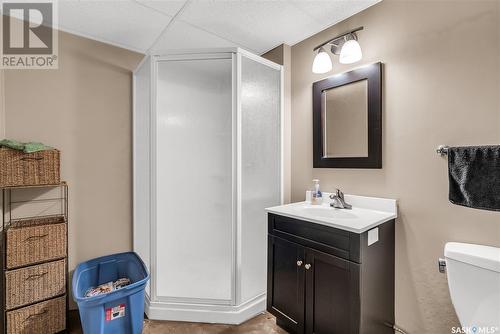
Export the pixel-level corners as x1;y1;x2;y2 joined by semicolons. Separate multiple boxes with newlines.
155;55;234;303
239;55;282;303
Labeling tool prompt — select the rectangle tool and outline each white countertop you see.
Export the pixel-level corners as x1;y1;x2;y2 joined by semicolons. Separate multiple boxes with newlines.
266;193;397;234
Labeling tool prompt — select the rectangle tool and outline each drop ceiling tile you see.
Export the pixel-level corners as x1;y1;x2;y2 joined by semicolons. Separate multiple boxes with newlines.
291;0;381;39
177;1;320;53
58;0;172;52
151;19;237;52
136;0;187;16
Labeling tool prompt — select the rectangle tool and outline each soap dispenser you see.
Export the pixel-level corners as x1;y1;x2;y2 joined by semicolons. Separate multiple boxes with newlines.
311;179;322;205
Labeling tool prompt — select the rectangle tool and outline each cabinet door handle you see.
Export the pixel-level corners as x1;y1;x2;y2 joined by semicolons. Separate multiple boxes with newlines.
296;260;303;267
305;264;311;270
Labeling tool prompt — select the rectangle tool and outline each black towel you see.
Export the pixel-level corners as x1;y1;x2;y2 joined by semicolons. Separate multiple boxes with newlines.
448;145;500;211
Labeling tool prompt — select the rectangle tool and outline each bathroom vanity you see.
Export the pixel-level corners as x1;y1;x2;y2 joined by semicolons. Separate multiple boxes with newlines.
266;194;397;334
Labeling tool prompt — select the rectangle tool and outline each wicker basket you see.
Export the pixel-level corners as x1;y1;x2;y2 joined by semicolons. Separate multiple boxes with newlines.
6;296;66;334
0;147;60;187
6;216;67;269
6;259;66;310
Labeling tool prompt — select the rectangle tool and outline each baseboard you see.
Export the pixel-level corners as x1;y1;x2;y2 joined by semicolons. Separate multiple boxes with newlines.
145;293;266;325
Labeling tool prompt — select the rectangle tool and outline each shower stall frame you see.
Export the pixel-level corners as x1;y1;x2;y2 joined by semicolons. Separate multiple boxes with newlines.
133;48;283;324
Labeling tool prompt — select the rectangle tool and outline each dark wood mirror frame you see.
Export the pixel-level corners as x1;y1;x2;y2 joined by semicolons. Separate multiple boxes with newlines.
313;62;382;168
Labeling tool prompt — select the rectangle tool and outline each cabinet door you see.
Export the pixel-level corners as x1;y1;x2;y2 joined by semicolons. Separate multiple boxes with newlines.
305;248;360;334
268;236;305;334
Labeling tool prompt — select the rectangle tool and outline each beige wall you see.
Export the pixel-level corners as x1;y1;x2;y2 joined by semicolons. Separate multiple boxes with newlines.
263;45;285;66
0;69;4;138
291;1;500;333
263;44;292;203
2;30;143;292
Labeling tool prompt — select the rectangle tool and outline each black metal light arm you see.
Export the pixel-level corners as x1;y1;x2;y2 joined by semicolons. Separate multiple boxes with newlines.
312;26;364;51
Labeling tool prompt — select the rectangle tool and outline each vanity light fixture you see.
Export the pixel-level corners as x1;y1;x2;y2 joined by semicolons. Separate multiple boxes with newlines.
339;36;362;64
312;26;364;73
312;47;333;74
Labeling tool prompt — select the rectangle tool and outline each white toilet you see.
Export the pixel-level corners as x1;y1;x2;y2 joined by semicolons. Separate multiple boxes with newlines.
445;242;500;331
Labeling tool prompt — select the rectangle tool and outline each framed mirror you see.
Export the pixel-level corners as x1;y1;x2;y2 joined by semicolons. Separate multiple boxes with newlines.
313;62;382;168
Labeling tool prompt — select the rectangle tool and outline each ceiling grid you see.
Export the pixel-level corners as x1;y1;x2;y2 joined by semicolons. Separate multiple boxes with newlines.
4;0;381;54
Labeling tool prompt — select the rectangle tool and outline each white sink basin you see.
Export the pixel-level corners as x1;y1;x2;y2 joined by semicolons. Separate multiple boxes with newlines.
266;193;397;233
296;205;358;219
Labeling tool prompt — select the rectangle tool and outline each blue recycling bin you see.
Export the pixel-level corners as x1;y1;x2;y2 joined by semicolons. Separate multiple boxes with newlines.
72;252;149;334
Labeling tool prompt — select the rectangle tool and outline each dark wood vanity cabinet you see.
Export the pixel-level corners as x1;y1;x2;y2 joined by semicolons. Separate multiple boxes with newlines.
267;213;395;334
267;237;305;333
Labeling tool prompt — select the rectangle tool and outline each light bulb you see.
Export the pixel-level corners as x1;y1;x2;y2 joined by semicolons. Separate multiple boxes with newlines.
312;47;332;74
339;39;362;64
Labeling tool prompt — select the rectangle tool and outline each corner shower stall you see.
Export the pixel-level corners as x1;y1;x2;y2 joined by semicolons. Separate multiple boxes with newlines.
133;48;282;324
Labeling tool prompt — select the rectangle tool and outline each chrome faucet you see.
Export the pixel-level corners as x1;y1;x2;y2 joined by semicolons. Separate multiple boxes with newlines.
329;189;352;209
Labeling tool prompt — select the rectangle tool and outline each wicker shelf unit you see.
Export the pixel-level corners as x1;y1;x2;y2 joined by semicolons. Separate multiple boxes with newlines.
1;182;68;334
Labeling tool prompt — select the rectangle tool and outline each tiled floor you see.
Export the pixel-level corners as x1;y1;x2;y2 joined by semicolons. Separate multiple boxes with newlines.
68;310;287;334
